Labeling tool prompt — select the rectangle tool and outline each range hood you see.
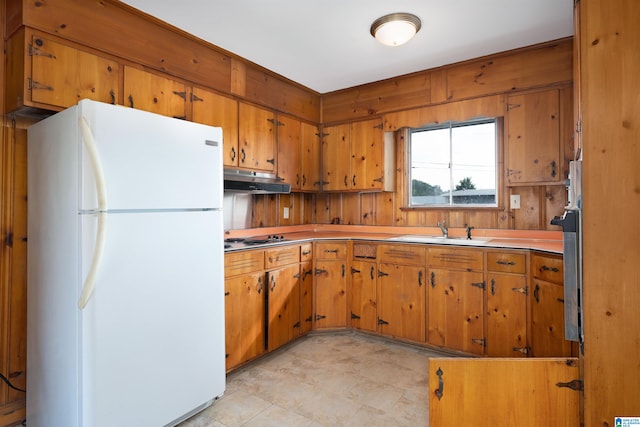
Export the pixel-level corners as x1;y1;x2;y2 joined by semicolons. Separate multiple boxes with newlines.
223;169;291;194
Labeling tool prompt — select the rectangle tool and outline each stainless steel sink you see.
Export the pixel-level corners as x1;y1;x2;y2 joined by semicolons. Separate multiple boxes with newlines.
386;235;492;246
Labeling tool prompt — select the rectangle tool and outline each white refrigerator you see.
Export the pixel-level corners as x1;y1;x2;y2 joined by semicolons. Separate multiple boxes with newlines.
27;99;226;426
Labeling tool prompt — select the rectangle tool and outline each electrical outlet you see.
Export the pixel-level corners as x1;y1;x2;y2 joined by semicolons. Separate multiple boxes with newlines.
510;194;521;209
283;207;290;219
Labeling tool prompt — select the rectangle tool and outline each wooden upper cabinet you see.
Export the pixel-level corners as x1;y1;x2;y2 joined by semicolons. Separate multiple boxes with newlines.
124;66;187;118
350;118;393;191
322;123;351;191
6;29;119;113
300;122;322;192
276;115;302;189
239;103;276;172
191;87;239;167
507;89;561;184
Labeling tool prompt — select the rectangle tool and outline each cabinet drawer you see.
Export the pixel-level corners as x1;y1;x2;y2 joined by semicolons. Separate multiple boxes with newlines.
315;242;347;260
300;243;313;262
225;250;264;277
487;251;527;274
353;242;377;260
265;245;300;269
428;247;483;271
531;253;564;284
378;244;426;266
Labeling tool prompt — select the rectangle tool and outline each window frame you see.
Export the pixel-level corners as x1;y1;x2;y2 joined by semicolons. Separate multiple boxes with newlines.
406;117;502;209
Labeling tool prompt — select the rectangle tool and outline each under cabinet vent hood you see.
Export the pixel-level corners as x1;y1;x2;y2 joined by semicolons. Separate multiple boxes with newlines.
223;169;291;194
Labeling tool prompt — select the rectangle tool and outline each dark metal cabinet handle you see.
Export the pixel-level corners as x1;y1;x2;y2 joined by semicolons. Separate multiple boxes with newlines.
430;271;436;288
418;270;423;287
370;266;375;280
230;147;236;161
240;148;246;163
435;368;444;400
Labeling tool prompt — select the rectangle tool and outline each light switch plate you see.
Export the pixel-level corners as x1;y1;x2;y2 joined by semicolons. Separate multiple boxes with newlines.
510;194;521;209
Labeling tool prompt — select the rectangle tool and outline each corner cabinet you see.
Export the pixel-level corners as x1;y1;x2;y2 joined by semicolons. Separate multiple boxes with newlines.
321;118;394;192
5;28;119;114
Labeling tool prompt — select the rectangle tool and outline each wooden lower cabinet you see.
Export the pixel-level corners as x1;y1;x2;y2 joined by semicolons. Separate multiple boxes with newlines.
349;260;377;332
428;357;580;426
428;268;485;354
377;263;426;342
531;278;573;357
224;271;265;371
314;242;348;329
266;264;301;352
487;272;528;356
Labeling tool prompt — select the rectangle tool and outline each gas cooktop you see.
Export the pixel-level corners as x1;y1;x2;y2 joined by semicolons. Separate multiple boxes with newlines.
224;235;288;250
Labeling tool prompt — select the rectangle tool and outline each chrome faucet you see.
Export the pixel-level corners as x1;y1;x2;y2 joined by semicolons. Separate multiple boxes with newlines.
437;221;448;238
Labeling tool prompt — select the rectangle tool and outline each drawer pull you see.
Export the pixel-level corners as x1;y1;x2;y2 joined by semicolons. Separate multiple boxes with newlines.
324;249;339;254
496;260;516;266
302;250;311;256
540;265;559;273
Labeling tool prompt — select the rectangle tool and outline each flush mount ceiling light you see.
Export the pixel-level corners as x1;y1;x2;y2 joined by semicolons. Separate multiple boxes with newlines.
370;13;422;47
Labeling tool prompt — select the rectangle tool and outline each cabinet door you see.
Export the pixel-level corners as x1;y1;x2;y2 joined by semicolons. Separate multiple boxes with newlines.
29;35;119;109
507;89;561;184
378;263;426;342
124;66;186;118
314;260;347;328
239;103;276;171
225;272;265;371
300;122;321;192
191;87;239;167
349;260;377;332
428;269;485;354
531;279;573;357
277;115;302;189
429;358;580;427
350;119;384;190
300;260;314;334
321;123;351;191
267;264;300;352
487;273;528;357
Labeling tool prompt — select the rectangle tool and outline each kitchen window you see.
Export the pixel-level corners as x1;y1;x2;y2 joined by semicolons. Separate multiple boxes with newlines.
409;119;498;207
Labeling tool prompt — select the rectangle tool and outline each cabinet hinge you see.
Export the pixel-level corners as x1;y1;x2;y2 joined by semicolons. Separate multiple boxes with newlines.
191;93;203;102
314;268;327;276
316;132;329;138
314;314;326;321
173;91;187;100
293;321;300;328
29;44;56;59
351;312;361;320
28;78;54;92
305;315;313;323
506;103;521;111
471;281;486;289
512;346;530;355
378;270;389;277
556;379;583;391
4;232;13;248
373;176;384;183
377;318;389;325
471;338;486;347
373;123;384;130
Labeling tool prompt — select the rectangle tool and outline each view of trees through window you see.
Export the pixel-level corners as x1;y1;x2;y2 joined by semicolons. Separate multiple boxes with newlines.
409;119;497;206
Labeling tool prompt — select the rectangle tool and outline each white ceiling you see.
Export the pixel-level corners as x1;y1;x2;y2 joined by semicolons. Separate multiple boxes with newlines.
120;0;574;94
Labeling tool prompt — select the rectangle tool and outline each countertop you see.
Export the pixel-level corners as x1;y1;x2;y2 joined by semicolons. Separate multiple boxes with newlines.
224;225;563;254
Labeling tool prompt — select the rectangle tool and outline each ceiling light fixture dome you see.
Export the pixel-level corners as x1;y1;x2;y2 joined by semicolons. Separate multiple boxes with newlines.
370;13;421;47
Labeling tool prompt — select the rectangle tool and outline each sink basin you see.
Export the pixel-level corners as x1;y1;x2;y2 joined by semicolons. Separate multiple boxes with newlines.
386;235;492;246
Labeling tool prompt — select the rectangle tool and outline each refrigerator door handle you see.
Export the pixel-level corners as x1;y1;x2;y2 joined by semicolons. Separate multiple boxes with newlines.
78;116;109;309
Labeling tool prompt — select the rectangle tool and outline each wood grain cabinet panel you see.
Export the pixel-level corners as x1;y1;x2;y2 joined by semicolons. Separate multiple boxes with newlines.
429;358;580;426
5;29;119;114
300;122;322;192
321;123;351;191
314;242;348;329
239;102;276;172
124;66;187;118
266;264;300;352
276;115;302;190
507;89;561;184
349;260;378;332
190;87;239;167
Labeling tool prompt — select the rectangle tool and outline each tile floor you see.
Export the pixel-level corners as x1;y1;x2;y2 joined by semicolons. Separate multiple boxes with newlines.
179;331;452;427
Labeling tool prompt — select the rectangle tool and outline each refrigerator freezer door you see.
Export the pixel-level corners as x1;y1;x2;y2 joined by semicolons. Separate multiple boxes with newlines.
78;100;223;211
81;210;225;426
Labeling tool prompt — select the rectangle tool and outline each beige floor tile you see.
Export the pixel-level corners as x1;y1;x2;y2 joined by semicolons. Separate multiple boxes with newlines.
181;331;450;426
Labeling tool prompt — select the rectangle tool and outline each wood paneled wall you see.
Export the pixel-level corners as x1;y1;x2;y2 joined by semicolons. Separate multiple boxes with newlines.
580;0;640;424
254;40;574;231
